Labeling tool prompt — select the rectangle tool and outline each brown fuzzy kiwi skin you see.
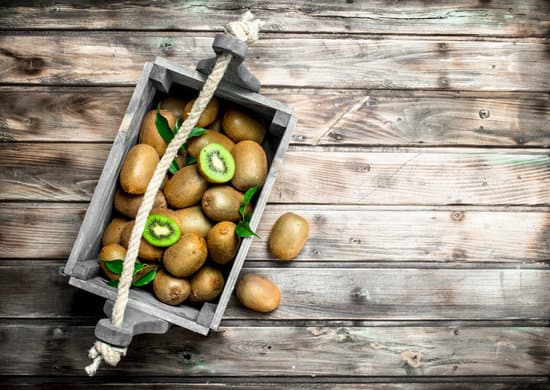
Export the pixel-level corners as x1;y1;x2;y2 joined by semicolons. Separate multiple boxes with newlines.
201;185;251;222
164;164;208;209
173;206;213;238
231;140;268;191
162;233;207;278
120;221;163;261
183;97;219;128
208;116;223;132
159;97;187;119
153;269;190;306
222;109;266;144
101;218;130;246
207;221;240;265
139;109;177;156
268;212;310;261
98;243;127;280
119;144;160;195
189;266;224;302
187;130;235;158
236;274;281;313
114;189;167;219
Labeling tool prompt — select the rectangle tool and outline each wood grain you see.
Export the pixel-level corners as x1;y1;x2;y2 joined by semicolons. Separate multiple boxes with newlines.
1;34;548;90
2;203;548;263
1;0;548;36
2;261;550;320
1;87;549;147
2;144;549;205
0;323;548;376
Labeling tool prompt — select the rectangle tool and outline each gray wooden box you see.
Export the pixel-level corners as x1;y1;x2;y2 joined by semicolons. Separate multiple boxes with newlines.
64;56;297;339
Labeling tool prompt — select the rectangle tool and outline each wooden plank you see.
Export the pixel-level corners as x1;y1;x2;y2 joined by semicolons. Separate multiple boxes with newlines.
0;34;548;90
2;262;550;320
0;323;548;376
1;87;549;147
1;0;548;36
2;144;550;205
2;202;549;263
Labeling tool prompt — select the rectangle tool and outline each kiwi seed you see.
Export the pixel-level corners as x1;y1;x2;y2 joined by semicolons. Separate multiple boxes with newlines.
143;214;181;247
197;143;235;183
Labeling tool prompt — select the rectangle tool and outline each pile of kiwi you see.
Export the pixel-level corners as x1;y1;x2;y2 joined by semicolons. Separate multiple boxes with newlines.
99;93;271;308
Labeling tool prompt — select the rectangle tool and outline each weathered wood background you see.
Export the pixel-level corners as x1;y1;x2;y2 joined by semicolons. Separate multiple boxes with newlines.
0;1;549;388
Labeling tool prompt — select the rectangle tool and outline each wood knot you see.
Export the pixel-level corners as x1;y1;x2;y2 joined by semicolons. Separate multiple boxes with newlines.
479;108;490;119
452;248;467;260
400;351;422;368
451;211;465;222
438;77;449;88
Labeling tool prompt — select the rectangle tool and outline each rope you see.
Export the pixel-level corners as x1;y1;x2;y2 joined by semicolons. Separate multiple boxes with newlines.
85;11;262;376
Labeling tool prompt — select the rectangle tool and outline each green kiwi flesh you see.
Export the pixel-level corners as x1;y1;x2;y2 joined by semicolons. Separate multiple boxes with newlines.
143;214;181;247
198;143;235;183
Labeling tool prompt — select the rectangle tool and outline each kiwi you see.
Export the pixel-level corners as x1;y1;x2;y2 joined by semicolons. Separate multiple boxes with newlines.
231;140;268;191
98;243;127;280
159;97;187;119
202;185;251;222
197;143;236;183
208;116;223;132
163;233;207;277
207;221;240;265
268;212;309;261
101;217;130;246
222;109;266;143
139;109;177;156
187;130;235;158
183;97;219;128
173;206;213;238
153;269;190;306
120;221;163;261
114;189;167;219
236;274;281;313
119;144;160;195
164;164;208;209
143;214;181;247
189;266;224;302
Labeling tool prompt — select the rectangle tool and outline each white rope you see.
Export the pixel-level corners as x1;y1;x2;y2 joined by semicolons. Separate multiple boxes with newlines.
85;11;262;376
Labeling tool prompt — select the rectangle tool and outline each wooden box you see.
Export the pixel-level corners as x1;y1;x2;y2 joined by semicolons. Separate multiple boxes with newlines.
63;56;297;336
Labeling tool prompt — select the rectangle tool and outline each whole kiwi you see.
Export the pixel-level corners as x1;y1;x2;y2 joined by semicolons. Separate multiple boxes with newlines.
101;217;130;246
164;164;208;209
187;130;235;158
120;220;163;261
153;269;190;306
231;140;268;191
114;189;167;219
98;243;127;280
222;109;265;144
183;97;219;128
119;144;159;195
159;97;187;119
139;109;177;156
173;205;213;237
202;185;251;222
268;212;309;261
236;274;281;313
189;266;224;302
209;116;223;132
163;233;207;277
207;221;240;265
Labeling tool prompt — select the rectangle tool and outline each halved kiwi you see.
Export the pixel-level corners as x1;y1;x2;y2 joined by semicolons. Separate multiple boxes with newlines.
143;214;181;247
197;143;235;183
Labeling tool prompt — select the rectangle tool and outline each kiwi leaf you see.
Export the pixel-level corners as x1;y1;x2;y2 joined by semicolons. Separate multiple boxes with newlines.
239;185;259;219
106;279;119;287
236;186;260;238
133;269;157;287
169;159;179;175
155;103;174;143
185;156;197;165
103;259;124;275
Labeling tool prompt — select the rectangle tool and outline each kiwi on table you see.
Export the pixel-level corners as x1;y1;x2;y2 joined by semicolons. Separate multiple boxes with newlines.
236;274;281;313
101;217;130;246
187;130;235;158
173;205;213;238
222;109;266;144
202;185;251;222
98;243;127;280
189;266;224;302
231;140;268;191
164;164;208;209
159;97;187;119
119;144;160;195
120;220;163;261
143;214;181;247
197;143;236;183
139;109;177;156
153;269;190;306
268;212;310;261
183;97;219;128
114;188;167;219
207;221;240;265
163;232;207;277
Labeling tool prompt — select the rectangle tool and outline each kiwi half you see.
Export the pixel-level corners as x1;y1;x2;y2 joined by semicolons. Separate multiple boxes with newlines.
143;214;181;247
198;143;235;183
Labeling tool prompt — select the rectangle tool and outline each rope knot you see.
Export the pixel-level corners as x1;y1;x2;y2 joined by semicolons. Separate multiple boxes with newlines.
85;341;127;376
225;10;263;44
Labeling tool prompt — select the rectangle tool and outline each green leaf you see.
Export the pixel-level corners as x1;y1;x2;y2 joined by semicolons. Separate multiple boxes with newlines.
133;269;157;287
174;118;181;134
106;279;119;288
235;220;259;238
169;159;179;175
239;185;259;218
155;103;174;143
103;259;124;275
185;156;196;166
133;263;146;274
189;127;207;139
